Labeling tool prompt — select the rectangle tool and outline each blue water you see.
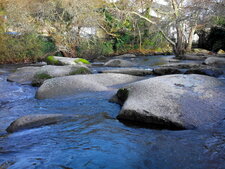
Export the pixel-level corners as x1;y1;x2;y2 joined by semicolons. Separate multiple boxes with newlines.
0;56;225;169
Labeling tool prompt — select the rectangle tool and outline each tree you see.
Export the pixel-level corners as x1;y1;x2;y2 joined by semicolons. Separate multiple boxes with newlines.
6;0;105;57
109;0;224;57
0;0;7;33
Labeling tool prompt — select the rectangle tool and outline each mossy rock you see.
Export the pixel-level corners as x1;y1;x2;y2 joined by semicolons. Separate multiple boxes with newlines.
32;72;52;87
74;58;90;65
46;56;61;65
69;67;92;75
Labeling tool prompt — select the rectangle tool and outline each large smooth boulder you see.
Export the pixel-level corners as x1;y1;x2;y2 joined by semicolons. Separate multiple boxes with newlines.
115;54;136;59
46;56;91;66
100;68;153;76
32;65;91;86
104;59;135;67
7;65;91;85
37;65;90;77
36;73;143;99
6;114;76;133
113;74;225;129
204;57;225;67
7;67;41;84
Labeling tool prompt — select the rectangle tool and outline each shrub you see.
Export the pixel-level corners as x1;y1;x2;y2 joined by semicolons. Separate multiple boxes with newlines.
77;40;114;58
0;33;56;64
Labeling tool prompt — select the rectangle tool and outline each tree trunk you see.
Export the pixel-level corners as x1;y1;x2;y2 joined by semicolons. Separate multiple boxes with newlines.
186;24;197;51
173;23;185;58
173;44;185;58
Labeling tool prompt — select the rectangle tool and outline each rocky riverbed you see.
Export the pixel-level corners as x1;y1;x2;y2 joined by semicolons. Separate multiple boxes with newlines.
0;54;224;169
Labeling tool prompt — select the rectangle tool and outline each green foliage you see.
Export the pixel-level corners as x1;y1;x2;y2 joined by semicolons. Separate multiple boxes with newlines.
74;58;90;64
77;40;114;57
46;56;60;65
69;67;91;75
101;41;114;55
211;16;225;27
0;33;56;64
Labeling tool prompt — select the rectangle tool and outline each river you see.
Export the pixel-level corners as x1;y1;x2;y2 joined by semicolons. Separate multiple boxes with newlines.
0;55;224;169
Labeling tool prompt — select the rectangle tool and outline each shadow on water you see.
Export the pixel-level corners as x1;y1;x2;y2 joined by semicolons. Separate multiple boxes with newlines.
0;56;225;169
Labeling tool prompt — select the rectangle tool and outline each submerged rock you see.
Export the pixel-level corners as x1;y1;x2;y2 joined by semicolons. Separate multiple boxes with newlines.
36;73;142;99
204;57;225;67
32;65;91;86
100;68;153;76
113;74;225;129
104;59;135;67
153;67;182;75
6;114;76;133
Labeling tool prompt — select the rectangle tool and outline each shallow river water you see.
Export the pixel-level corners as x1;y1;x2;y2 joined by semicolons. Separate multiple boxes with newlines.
0;55;224;169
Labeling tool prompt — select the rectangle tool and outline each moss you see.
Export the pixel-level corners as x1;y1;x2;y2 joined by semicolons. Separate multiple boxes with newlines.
46;56;60;65
74;58;90;64
69;67;91;75
32;72;52;87
35;73;52;79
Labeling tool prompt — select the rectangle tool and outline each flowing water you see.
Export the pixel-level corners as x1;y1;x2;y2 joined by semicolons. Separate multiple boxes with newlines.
0;56;224;169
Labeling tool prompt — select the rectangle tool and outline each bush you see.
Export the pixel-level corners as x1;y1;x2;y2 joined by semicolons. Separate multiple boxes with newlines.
0;33;56;64
77;40;114;58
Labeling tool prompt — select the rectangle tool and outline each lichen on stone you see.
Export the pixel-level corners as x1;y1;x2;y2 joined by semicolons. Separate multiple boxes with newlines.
74;58;90;64
46;56;60;65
